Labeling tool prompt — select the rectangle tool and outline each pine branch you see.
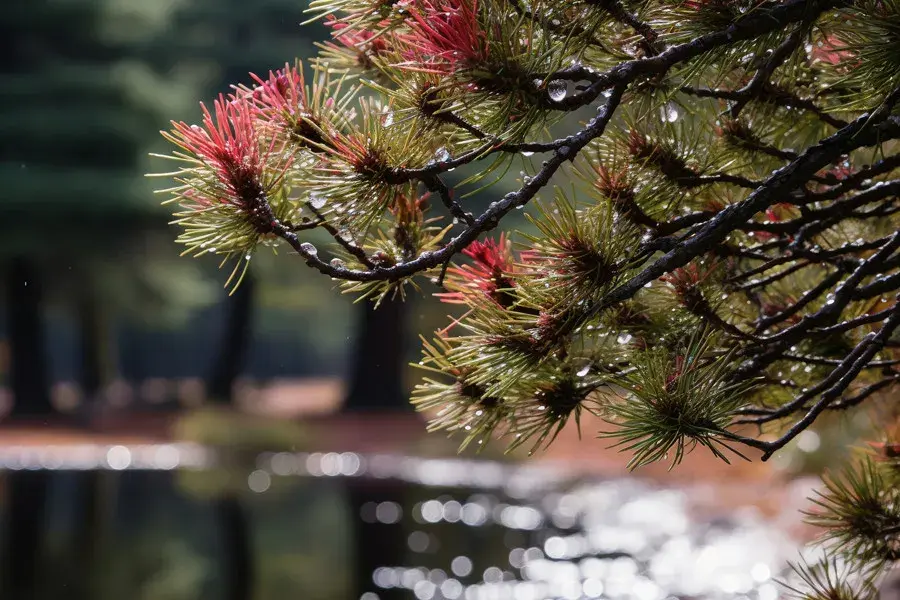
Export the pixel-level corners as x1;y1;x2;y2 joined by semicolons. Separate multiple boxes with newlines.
588;0;661;55
731;299;900;458
551;0;844;111
583;111;900;328
270;87;626;281
681;84;849;129
422;174;475;226
728;22;809;119
301;205;370;261
829;374;900;410
154;0;900;557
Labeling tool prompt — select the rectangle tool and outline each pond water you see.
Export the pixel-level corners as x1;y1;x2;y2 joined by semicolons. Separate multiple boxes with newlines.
0;445;798;600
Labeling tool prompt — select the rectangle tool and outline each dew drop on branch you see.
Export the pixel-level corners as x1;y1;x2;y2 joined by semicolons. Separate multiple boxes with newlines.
434;147;451;163
547;80;567;102
661;102;679;123
300;242;318;256
310;193;327;209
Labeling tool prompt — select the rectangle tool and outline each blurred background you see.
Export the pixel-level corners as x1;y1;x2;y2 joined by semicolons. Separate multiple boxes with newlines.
0;1;878;598
0;0;447;421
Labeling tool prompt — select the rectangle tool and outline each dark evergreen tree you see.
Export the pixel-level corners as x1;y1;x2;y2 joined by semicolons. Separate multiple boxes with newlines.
0;0;179;416
207;271;257;402
6;257;52;417
344;296;409;411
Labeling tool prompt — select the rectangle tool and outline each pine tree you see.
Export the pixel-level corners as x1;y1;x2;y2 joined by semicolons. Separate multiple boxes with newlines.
0;0;218;415
153;0;900;593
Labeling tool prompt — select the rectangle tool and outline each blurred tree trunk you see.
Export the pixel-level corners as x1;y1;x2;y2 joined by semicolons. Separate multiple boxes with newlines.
205;270;256;599
2;470;51;598
207;271;256;403
78;284;115;400
7;256;53;417
213;494;254;600
77;280;117;425
342;300;412;600
343;297;409;411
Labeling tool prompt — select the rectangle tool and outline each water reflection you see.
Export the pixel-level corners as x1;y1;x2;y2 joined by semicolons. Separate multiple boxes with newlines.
0;443;210;471
0;448;796;599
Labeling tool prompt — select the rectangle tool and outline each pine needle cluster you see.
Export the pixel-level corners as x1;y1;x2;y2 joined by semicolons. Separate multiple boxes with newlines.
151;0;900;588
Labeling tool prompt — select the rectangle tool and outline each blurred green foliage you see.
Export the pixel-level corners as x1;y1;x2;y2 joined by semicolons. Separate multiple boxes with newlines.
1;0;225;334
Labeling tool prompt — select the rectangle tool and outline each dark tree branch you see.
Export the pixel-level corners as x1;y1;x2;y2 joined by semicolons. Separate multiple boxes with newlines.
272;87;627;281
423;174;476;226
829;374;900;410
306;205;376;269
680;84;849;129
589;0;661;56
550;0;843;111
729;22;808;119
754;270;844;332
754;301;900;459
589;112;900;325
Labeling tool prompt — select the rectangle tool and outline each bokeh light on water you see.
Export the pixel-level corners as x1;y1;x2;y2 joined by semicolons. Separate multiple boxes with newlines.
0;442;210;471
271;451;794;600
1;445;797;599
351;481;791;600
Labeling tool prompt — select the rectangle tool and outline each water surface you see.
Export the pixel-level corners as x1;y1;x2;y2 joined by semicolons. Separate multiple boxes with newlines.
0;445;797;599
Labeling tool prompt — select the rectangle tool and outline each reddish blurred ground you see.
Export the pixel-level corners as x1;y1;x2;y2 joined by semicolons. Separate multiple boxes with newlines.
0;377;820;540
